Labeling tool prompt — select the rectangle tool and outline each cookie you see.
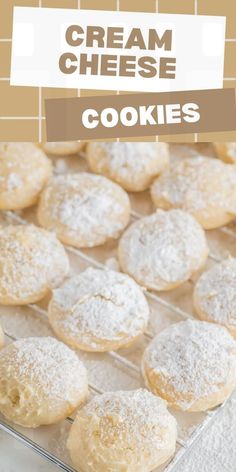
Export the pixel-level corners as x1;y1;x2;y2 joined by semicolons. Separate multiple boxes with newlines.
0;337;88;427
118;209;208;291
67;388;177;472
42;142;85;156
0;224;69;305
142;319;236;411
37;173;131;248
151;156;236;229
0;143;52;210
48;267;149;352
194;258;236;337
86;142;169;191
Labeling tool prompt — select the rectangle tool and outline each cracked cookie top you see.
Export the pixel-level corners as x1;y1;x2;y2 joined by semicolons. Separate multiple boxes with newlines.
48;267;149;352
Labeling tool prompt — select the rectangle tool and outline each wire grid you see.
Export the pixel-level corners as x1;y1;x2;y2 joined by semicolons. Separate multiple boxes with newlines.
0;144;236;471
0;0;236;141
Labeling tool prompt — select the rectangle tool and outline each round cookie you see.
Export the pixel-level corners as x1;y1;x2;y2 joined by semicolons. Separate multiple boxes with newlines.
86;142;169;192
213;142;236;163
0;143;52;210
43;142;85;156
67;388;177;472
151;155;236;229
37;173;131;248
0;337;88;428
0;224;69;305
194;258;236;338
0;324;4;348
48;267;149;352
118;209;208;291
142;319;236;412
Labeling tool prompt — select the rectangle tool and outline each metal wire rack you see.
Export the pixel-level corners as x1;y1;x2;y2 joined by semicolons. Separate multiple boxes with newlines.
1;144;236;472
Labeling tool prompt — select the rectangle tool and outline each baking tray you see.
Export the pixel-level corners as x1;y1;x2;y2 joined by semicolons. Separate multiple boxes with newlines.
1;143;236;472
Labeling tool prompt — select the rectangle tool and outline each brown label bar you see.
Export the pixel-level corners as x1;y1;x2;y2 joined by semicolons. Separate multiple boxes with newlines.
45;88;236;141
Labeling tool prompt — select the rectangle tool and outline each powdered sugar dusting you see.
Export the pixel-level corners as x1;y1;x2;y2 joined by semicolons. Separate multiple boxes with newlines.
79;388;176;449
58;193;123;233
118;209;208;290
39;173;130;246
0;224;69;302
88;142;169;191
0;337;87;402
0;173;23;191
151;155;236;214
0;143;52;193
90;142;168;176
175;391;236;472
143;320;236;409
49;268;149;348
194;258;236;327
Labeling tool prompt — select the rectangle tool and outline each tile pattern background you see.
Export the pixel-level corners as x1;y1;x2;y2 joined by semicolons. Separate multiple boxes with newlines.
0;0;235;141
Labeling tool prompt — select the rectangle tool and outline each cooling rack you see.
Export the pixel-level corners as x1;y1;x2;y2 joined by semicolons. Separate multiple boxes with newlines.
1;143;236;472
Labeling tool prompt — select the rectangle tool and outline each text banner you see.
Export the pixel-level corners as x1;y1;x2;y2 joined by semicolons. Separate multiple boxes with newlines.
11;7;225;92
45;88;236;141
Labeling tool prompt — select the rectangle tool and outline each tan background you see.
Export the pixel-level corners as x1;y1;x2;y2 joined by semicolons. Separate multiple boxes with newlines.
0;0;235;142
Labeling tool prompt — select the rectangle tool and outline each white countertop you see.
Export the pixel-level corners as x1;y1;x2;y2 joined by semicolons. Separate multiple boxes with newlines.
1;391;236;472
